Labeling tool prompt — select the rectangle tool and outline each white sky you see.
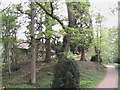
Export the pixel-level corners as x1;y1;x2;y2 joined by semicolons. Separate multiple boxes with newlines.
0;0;119;40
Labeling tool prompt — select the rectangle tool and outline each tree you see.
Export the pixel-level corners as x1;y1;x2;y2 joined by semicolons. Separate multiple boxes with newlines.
2;5;19;74
69;1;93;61
45;14;51;63
16;2;42;84
44;2;57;63
30;1;36;84
36;1;81;88
118;1;120;64
52;1;80;88
36;2;68;59
93;13;105;63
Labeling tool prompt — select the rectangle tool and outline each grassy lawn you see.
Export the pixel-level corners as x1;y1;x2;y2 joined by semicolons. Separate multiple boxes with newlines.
2;61;55;88
2;61;105;88
78;62;105;88
80;69;105;88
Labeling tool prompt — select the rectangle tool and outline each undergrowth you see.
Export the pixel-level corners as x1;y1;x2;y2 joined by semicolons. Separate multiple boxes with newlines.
2;61;105;88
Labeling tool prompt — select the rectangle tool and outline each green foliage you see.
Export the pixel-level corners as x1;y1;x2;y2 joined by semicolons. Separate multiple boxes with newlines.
68;1;93;54
90;55;102;63
90;55;96;62
95;13;105;23
45;15;58;38
2;14;19;30
71;2;90;17
1;4;20;72
46;30;54;38
117;58;120;64
59;29;67;35
52;59;80;88
2;5;19;36
16;4;23;11
37;33;43;39
63;51;74;59
66;27;78;34
92;11;118;63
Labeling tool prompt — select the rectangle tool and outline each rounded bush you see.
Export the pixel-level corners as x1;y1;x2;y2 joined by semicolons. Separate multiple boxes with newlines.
90;55;96;62
91;55;102;63
52;58;80;88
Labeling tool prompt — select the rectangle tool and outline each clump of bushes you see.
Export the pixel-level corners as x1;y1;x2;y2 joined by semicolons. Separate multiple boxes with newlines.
115;58;120;64
91;55;96;62
52;58;80;88
91;55;102;63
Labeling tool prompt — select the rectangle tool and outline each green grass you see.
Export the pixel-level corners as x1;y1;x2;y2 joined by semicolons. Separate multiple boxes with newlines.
2;62;55;88
36;76;53;88
79;63;105;88
3;61;105;88
3;73;53;88
80;70;104;88
2;70;27;87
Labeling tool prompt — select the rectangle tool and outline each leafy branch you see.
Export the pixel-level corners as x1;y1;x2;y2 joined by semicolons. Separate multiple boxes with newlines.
36;2;65;29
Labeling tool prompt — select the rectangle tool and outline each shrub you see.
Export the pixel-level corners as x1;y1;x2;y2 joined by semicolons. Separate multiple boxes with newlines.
115;58;120;64
52;58;80;88
91;55;102;63
90;55;96;62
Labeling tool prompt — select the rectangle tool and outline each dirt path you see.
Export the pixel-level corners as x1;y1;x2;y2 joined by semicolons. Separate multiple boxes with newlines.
96;65;118;88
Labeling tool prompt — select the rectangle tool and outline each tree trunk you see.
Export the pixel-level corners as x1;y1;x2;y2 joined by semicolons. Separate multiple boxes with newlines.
36;39;40;61
118;2;120;64
11;45;20;71
61;35;70;52
30;2;36;85
5;42;11;75
45;38;51;62
80;47;86;61
6;15;11;75
8;48;11;75
61;2;76;55
45;13;51;62
94;46;100;62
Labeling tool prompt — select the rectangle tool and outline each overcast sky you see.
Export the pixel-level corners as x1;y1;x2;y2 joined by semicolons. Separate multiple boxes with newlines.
0;0;118;40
